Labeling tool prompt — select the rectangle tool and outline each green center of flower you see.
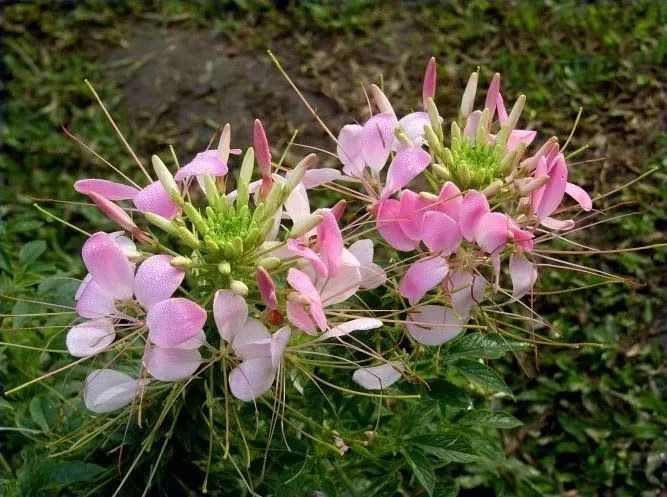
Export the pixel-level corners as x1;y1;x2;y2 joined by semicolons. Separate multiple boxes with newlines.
448;138;503;190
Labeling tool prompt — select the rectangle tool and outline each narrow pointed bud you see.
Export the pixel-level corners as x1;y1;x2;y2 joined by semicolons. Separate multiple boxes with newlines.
495;95;526;150
422;57;437;111
475;108;490;145
231;236;244;258
258;216;276;240
230;280;249;296
217;123;232;164
236;147;255;208
517;175;550;196
218;261;231;275
520;137;558;173
151;155;182;204
459;72;479;121
258;256;281;270
432;163;451;180
426;98;442;140
419;191;439;202
182;202;208;235
458;166;471;188
263;182;284;219
256;267;278;310
395;128;414;148
144;212;181;237
331;199;346;221
443;148;455;166
424;125;441;154
484;73;501;116
204;235;220;253
482;179;503;197
284;154;317;196
203;175;220;210
370;84;396;118
254;119;272;178
88;192;138;232
171;256;192;269
177;226;200;249
451;121;462;142
289;214;323;238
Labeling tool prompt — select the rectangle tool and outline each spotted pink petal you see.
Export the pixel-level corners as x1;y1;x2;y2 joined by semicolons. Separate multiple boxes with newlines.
229;357;276;402
133;255;184;310
147;297;207;348
286;240;328;277
422;57;437;110
406;305;466;346
446;270;486;317
399;256;448;301
475;212;509;254
66;318;115;357
213;289;248;343
434;182;463;221
83;369;142;413
395;112;430;148
256;267;278;310
144;345;202;381
337;124;366;177
316;209;343;277
459;191;490;241
381;146;431;199
253;119;272;179
510;253;538;299
361;112;397;172
270;326;291;368
133;181;179;220
536;154;568;220
74;179;139;201
286;301;317;335
398;189;432;241
420;211;462;254
82;232;134;300
565;182;593;211
287;268;322;306
352;362;403;390
76;277;117;319
320;318;382;339
231;318;272;360
174;150;228;181
376;199;419;252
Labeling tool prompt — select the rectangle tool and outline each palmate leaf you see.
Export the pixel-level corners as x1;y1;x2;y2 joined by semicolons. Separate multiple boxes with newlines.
408;434;478;463
457;409;523;429
445;332;524;361
400;447;436;496
452;360;513;396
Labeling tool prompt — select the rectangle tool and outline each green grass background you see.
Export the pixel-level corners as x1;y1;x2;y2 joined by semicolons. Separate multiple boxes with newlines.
1;1;665;496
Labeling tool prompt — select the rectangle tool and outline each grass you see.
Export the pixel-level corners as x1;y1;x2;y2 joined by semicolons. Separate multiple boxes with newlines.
1;1;665;496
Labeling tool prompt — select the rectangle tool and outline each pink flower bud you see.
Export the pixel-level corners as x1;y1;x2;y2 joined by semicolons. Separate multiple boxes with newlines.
256;267;278;310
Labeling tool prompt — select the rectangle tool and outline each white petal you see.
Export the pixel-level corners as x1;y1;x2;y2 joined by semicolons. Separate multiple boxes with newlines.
229;357;276;402
66;318;115;357
143;345;203;381
231;318;272;360
83;369;143;413
406;305;466;346
352;362;404;390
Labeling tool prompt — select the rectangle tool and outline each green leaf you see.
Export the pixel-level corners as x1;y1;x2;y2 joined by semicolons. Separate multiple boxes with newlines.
426;379;471;408
401;447;435;496
19;240;46;266
40;462;104;489
0;396;14;412
452;360;513;396
458;409;522;429
409;434;478;463
446;332;522;361
29;397;49;432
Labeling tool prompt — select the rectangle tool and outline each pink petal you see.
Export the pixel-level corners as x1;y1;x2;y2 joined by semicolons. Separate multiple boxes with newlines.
464;110;483;139
337;124;366;177
446;270;486;316
381;146;431;199
231;318;272;360
396;112;430;148
321;318;382;339
256;267;278;310
565;182;593;211
496;92;508;124
536;154;568;220
348;239;373;266
349;240;386;289
76;278;116;319
229;357;276;402
66;318;115;357
399;256;448;301
83;369;143;413
459;191;490;241
420;211;462;254
422;57;437;110
286;240;328;277
540;217;575;230
398;189;432;241
88;192;138;232
133;181;179;220
352;362;403;390
253;119;272;179
174;149;228;181
175;329;207;349
314;249;362;306
213;290;248;343
485;73;501;120
284;183;311;224
302;168;341;189
530;156;548;211
286;301;317;335
270;326;291;368
434;182;463;221
406;305;466;346
287;268;322;305
316;209;343;277
74;179;139;201
508;220;534;251
509;253;538;299
81;232;134;300
144;345;202;381
506;129;536;152
147;297;207;348
376;199;419;252
361;112;397;172
133;255;185;310
476;212;509;254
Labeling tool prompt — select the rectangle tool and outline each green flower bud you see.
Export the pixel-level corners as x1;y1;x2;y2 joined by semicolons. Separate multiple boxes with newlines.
258;256;281;270
230;280;248;296
151;155;182;204
144;212;181;237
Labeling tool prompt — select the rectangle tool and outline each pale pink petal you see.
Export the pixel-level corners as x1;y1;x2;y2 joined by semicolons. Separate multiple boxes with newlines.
352;362;403;390
213;289;248;343
565;182;593;211
476;212;509;254
422;57;436;110
232;318;272;360
147;298;207;348
229;357;276;402
144;345;202;381
398;189;432;241
348;239;373;266
361;112;397;172
287;268;322;305
399;256;448;301
506;129;536;152
315;249;362;306
406;305;466;346
270;326;291;368
286;301;317;335
349;240;386;289
485;73;501;119
320;318;382;339
133;255;185;309
83;369;142;413
530;156;548;211
286;240;328;277
496;92;508;124
395;112;430;148
88;192;138;232
536;154;568;220
464;110;483;138
508;220;534;251
284;183;311;224
81;232;134;300
74;179;139;201
66;318;115;357
459;191;490;241
75;274;92;300
337;124;366;177
316;209;344;277
510;253;538;299
540;217;575;230
256;267;278;310
420;211;462;254
253;119;272;179
381;147;431;199
175;329;207;349
446;270;486;316
376;199;419;252
302;168;342;189
133;181;179;220
174;150;228;181
434;181;463;221
109;232;137;256
76;278;116;319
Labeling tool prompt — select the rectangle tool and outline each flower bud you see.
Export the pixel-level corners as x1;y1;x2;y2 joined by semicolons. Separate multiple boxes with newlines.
517;175;550;196
256;267;278;310
426;98;443;141
459;71;478;121
182;202;208;235
151;155;182;204
144;212;181;237
177;226;200;249
423;125;441;154
482;179;503;197
218;261;231;275
217;123;232;164
284;154;317;196
203;174;220;210
258;256;281;270
331;199;346;221
88;191;138;232
171;256;192;268
230;279;249;296
422;57;436;111
236;147;255;208
495;95;526;151
395;128;414;148
370;84;396;118
254;119;272;179
290;214;323;238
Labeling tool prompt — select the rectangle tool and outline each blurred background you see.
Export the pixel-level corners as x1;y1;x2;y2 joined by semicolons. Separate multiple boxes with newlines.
1;1;665;496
